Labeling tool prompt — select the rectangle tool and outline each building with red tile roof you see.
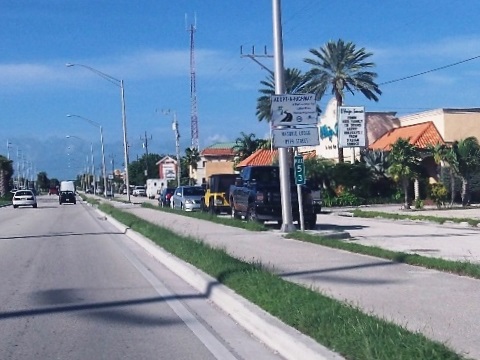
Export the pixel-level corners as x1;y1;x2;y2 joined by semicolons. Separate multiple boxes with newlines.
196;142;237;184
369;121;445;151
236;149;316;169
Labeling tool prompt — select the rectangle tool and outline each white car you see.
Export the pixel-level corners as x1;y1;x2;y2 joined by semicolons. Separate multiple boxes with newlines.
12;189;37;208
132;186;146;197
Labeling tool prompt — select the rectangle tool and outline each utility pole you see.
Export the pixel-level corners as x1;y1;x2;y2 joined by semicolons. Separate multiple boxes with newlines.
162;109;182;188
6;140;12;160
240;45;274;75
110;154;116;196
140;131;152;179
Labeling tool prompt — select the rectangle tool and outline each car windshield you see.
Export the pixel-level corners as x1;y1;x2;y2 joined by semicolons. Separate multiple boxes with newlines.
15;190;33;196
135;186;145;190
183;187;204;196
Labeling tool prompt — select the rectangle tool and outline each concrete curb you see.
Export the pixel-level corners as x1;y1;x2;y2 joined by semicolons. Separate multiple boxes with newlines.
96;208;344;360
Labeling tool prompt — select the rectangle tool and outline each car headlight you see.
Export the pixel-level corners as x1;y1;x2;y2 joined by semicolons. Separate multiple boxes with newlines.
185;199;193;204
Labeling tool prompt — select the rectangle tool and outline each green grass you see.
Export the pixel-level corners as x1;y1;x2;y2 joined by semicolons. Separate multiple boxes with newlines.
286;232;480;279
94;201;465;360
351;209;480;227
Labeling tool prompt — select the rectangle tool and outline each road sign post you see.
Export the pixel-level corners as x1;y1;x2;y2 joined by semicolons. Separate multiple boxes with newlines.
294;155;305;230
294;155;305;185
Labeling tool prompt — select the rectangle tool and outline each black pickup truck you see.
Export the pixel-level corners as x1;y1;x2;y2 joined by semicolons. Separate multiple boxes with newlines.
229;165;319;229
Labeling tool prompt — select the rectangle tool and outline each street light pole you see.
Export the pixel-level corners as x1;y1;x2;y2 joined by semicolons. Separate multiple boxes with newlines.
272;0;295;232
66;114;107;198
66;63;130;202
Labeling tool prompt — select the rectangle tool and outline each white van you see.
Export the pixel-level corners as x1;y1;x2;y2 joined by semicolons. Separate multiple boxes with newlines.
146;179;163;199
59;180;76;205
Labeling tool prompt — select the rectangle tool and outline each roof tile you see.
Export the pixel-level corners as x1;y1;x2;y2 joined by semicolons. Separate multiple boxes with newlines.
369;121;445;151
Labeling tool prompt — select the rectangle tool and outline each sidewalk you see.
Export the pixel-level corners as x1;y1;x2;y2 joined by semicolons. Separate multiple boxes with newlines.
105;201;480;359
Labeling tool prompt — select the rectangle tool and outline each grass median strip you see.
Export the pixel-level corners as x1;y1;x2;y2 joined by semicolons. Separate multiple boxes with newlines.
286;232;480;280
97;202;465;360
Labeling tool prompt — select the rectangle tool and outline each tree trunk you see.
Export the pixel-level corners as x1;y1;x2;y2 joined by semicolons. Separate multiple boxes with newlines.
414;178;420;200
336;95;344;163
449;170;455;207
337;146;344;163
461;176;470;206
403;178;409;209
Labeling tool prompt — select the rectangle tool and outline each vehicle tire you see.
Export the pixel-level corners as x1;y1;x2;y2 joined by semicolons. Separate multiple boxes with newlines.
246;204;259;222
231;203;239;219
209;199;215;215
13;205;18;209
33;204;37;208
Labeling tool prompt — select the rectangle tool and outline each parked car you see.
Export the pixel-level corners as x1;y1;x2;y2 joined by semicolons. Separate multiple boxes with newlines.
158;187;175;207
132;186;146;197
48;187;59;195
171;186;205;211
12;189;37;208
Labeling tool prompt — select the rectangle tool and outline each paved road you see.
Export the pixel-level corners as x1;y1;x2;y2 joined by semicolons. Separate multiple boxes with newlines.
0;195;288;360
104;199;480;359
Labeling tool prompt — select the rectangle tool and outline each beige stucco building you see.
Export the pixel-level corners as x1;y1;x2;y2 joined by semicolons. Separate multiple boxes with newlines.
399;108;480;144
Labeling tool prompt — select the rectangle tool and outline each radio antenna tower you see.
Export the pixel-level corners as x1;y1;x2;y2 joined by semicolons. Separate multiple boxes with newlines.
186;14;199;150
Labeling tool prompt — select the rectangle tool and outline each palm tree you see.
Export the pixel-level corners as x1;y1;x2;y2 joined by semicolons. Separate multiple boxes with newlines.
233;132;263;161
450;137;480;206
256;68;310;122
387;138;420;209
0;155;13;197
427;143;457;206
304;39;382;163
184;147;200;185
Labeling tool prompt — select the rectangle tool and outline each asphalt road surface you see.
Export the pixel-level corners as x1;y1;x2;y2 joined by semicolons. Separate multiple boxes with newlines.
0;195;283;360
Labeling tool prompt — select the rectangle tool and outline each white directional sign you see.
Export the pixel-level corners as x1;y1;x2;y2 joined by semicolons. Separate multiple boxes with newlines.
272;127;320;148
271;94;317;126
338;106;366;148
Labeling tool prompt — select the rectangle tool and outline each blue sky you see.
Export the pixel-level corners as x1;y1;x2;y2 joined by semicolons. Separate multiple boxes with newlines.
2;0;480;180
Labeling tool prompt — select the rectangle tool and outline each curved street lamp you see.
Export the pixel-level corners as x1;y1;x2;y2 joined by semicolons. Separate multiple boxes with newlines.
67;114;107;198
66;63;130;202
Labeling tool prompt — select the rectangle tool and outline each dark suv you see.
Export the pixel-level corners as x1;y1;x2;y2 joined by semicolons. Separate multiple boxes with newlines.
59;191;76;205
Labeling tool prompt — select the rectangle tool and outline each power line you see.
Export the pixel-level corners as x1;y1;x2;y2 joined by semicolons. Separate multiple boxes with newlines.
380;54;480;85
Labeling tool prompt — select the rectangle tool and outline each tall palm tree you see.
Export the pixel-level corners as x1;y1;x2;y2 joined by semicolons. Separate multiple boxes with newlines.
304;39;382;163
256;68;310;123
184;147;200;185
387;138;420;209
0;155;13;197
450;137;480;206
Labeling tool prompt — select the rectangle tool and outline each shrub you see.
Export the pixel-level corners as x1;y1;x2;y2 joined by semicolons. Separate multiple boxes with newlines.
429;183;448;208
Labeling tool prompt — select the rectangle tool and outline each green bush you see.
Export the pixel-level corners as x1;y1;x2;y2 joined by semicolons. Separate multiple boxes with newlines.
429;183;448;208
